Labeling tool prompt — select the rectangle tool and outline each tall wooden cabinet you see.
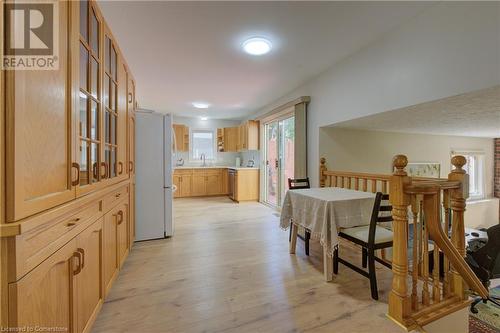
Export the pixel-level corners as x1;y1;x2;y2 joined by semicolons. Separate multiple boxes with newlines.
1;1;136;331
5;0;76;222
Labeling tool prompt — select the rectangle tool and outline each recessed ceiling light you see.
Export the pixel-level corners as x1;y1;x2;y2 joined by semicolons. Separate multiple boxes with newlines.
192;102;210;109
242;37;272;56
200;116;208;121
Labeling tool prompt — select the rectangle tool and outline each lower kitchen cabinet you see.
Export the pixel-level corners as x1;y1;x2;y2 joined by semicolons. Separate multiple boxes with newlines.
103;201;128;294
117;203;130;268
206;172;222;195
173;168;228;198
173;171;192;198
191;172;207;196
76;218;104;333
8;217;105;333
231;169;259;202
8;239;78;331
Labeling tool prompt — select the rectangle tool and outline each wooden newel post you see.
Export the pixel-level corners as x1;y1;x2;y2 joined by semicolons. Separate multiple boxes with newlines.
319;157;327;188
448;155;468;300
388;155;411;324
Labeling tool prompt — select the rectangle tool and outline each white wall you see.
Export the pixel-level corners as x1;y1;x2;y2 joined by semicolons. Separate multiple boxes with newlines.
319;127;498;227
251;2;500;186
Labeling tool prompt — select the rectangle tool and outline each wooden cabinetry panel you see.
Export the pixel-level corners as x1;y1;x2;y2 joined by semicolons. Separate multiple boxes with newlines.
117;203;129;267
173;124;189;152
179;175;192;197
5;0;75;221
76;219;104;333
103;207;118;295
173;169;229;197
191;174;206;196
8;239;77;331
233;169;259;202
116;58;128;181
129;181;135;246
173;175;181;198
206;174;222;195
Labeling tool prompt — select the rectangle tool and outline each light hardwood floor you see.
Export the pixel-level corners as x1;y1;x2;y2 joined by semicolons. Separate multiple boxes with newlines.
92;197;400;333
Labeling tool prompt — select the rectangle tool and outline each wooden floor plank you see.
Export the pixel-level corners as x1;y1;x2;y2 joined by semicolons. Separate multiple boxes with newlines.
92;197;399;333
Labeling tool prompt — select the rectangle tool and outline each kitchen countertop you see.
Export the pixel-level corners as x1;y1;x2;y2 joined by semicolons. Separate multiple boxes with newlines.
174;166;259;170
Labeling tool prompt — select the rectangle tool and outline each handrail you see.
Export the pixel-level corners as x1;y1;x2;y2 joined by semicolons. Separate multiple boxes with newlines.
319;155;490;330
421;186;488;298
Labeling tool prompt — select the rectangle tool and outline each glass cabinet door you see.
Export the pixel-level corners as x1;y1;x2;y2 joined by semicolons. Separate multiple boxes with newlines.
104;34;118;180
79;1;102;189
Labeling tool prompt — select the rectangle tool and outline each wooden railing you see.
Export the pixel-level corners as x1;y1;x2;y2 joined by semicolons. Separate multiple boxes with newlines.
319;157;391;193
319;155;489;330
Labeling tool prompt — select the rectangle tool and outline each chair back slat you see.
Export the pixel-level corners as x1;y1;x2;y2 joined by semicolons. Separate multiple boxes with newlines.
288;178;311;190
379;205;392;212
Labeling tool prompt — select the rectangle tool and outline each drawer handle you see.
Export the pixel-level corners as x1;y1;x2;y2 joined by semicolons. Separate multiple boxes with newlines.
72;163;80;186
117;210;124;225
115;193;121;198
101;162;108;179
73;251;82;275
77;248;85;269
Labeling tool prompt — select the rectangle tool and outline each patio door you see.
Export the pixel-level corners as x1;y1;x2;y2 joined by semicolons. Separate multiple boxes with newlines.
264;115;295;208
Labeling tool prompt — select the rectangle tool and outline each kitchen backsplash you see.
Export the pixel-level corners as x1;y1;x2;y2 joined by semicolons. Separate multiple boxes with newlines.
175;150;260;167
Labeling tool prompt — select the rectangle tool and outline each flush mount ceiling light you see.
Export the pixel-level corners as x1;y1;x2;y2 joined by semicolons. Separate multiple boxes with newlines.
242;37;272;56
200;116;208;121
192;102;210;109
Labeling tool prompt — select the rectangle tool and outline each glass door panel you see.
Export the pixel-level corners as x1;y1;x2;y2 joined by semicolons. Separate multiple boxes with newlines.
265;122;279;207
263;115;295;208
280;116;295;201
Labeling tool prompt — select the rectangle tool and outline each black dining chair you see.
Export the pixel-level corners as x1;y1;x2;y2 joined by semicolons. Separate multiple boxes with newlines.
333;192;393;300
288;178;311;256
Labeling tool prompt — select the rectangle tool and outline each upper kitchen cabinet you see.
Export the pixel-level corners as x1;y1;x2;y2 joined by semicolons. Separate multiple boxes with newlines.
102;26;127;185
238;120;259;151
77;0;104;196
223;127;239;152
173;124;189;152
127;76;136;177
115;56;129;181
4;1;76;222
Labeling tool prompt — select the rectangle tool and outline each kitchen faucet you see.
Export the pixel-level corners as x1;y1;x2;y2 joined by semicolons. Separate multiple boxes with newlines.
200;153;207;167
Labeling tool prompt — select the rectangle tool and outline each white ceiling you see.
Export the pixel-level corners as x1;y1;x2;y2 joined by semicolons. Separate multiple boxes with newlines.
331;85;500;138
98;1;431;119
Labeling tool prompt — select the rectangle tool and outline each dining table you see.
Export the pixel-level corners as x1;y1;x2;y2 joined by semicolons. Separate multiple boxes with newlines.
280;187;376;281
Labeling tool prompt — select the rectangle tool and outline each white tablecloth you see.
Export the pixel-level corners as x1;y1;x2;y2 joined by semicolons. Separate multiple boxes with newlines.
280;187;376;256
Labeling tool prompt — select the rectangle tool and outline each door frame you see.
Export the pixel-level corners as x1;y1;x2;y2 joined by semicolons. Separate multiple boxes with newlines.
260;110;295;209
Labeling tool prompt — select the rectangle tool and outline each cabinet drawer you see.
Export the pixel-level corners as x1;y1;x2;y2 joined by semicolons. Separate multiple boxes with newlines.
10;200;103;281
204;168;223;175
174;169;193;175
103;185;129;212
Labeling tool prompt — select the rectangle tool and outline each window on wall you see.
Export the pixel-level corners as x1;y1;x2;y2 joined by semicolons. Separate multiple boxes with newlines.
452;151;485;200
191;130;215;160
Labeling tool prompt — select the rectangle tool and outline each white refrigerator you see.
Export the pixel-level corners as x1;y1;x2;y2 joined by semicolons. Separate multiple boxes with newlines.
135;110;174;241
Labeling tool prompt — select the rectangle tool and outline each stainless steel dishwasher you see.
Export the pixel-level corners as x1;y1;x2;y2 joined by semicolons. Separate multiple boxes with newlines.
228;168;236;201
